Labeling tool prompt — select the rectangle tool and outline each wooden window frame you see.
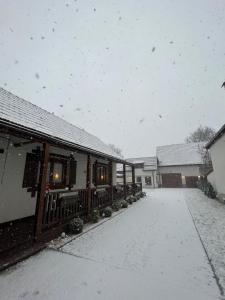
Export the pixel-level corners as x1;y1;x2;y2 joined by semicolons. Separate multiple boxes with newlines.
136;176;142;183
93;161;110;186
48;154;77;190
145;176;152;185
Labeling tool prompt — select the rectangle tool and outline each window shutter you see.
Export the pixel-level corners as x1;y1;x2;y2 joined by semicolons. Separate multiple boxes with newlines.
69;159;77;186
92;162;97;185
23;153;39;188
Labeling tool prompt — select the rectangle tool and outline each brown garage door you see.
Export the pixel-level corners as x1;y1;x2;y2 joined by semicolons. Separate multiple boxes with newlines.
161;173;182;188
185;176;198;188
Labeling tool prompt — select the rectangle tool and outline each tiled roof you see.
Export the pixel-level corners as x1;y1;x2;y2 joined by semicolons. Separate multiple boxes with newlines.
0;88;123;160
156;142;205;166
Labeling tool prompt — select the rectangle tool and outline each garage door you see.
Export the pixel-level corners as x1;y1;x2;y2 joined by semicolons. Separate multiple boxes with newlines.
161;173;182;188
185;176;198;188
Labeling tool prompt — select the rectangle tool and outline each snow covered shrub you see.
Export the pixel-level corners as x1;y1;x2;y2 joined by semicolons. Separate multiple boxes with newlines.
91;209;100;223
112;201;121;211
132;196;137;202
140;192;146;198
206;182;216;199
127;197;133;204
121;200;128;208
67;217;84;234
102;206;113;217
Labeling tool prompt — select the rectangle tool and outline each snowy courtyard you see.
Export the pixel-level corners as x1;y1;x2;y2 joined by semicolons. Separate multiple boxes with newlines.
0;189;223;300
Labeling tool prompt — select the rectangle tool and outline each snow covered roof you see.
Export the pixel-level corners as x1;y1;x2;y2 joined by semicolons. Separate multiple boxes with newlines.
157;143;205;166
0;88;123;160
206;124;224;149
127;157;158;170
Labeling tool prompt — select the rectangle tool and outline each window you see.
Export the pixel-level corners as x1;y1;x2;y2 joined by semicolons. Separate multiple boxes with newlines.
23;153;40;188
93;162;109;186
145;176;152;185
136;176;142;183
47;155;76;189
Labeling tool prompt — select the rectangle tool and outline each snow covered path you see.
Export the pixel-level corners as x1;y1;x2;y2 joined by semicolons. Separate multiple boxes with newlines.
0;189;221;300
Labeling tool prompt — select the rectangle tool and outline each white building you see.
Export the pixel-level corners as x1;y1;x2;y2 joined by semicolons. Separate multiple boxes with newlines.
206;124;225;203
157;143;204;188
117;143;205;188
125;157;158;188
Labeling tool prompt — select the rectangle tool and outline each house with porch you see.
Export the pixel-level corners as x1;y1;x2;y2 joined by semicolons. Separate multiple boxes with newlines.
0;88;141;256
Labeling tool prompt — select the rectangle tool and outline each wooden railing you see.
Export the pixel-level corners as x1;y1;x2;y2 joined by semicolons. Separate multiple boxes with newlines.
42;183;142;231
134;183;142;194
42;189;89;230
91;187;112;210
113;185;124;201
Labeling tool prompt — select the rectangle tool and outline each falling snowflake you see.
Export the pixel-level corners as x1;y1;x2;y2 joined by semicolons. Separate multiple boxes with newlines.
35;73;40;79
152;47;156;52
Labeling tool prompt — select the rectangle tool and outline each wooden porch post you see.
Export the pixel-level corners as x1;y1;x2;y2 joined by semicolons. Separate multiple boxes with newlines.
86;154;91;218
35;142;50;240
123;163;127;199
109;161;113;204
132;165;135;195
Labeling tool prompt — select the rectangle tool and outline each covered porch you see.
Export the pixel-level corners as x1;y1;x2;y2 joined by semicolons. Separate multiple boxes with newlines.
0;126;142;257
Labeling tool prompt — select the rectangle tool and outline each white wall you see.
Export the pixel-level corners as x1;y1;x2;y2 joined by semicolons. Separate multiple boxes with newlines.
0;135;119;224
0;135;42;223
209;135;225;197
123;168;158;188
207;171;217;191
158;165;200;176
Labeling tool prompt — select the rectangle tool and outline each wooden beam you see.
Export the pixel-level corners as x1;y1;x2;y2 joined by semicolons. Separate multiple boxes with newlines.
109;161;113;204
123;163;127;199
132;165;135;195
86;154;91;217
35;143;50;240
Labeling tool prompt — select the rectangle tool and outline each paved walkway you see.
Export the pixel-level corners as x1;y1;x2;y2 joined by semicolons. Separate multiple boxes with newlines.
0;189;221;300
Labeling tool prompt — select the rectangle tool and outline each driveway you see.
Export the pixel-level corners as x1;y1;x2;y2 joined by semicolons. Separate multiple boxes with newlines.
0;189;221;300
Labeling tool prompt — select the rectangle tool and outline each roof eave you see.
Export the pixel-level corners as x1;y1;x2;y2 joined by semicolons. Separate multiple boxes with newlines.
0;118;133;165
206;124;225;149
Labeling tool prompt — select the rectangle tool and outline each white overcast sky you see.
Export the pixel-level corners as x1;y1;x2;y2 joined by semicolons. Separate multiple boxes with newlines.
0;0;225;157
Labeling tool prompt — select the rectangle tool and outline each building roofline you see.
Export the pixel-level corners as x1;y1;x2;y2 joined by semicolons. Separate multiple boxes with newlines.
206;124;225;149
0;118;133;166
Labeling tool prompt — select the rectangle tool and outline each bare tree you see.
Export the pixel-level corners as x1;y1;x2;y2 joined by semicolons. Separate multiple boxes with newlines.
185;126;215;143
108;143;123;157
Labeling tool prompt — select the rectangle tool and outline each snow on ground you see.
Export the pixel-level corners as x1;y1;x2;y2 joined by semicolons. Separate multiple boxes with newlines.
0;189;221;300
185;188;225;295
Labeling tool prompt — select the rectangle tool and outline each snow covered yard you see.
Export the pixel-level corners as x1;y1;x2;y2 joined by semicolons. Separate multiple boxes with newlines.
185;188;225;296
0;189;222;300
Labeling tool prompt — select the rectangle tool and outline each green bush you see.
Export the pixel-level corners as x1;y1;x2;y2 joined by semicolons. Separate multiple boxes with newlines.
91;209;100;223
112;201;121;211
121;200;128;208
102;206;113;217
67;217;84;234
